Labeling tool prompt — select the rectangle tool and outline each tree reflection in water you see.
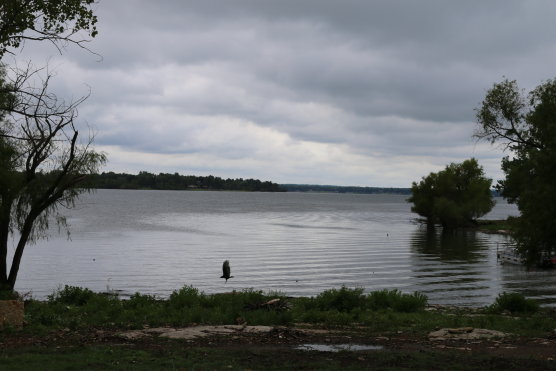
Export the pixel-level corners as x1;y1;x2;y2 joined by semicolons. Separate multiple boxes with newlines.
410;225;489;264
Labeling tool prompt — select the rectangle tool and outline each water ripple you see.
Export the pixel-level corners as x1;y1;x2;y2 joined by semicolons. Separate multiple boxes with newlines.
14;190;554;307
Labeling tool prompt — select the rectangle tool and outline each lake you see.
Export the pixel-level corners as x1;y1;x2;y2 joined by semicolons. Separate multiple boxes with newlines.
11;189;556;306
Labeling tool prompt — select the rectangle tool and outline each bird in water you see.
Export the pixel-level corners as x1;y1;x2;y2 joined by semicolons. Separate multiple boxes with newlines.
220;260;234;283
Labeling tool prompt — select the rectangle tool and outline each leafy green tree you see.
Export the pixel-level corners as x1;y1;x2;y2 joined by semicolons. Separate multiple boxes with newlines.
0;0;98;58
476;78;556;263
408;159;495;228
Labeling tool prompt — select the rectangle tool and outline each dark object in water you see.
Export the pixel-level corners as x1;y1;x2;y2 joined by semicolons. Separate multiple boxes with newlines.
220;260;234;283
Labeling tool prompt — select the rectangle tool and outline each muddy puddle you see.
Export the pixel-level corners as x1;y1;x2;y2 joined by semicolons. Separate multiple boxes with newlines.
295;343;384;352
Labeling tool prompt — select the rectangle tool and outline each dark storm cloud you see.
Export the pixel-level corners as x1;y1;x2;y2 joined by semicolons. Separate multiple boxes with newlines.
15;0;556;186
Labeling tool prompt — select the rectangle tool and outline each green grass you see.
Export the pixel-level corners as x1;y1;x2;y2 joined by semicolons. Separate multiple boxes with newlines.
0;290;21;300
28;285;429;331
11;285;555;338
0;344;257;371
292;287;427;313
24;285;293;331
290;287;429;327
487;292;540;314
3;286;556;370
367;289;428;312
1;341;554;371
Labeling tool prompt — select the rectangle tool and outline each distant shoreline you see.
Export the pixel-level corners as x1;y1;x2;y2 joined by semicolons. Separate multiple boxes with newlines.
280;184;411;194
84;171;412;194
85;171;285;192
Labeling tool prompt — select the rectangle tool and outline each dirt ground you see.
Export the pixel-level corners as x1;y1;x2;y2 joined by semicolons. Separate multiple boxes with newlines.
2;324;556;369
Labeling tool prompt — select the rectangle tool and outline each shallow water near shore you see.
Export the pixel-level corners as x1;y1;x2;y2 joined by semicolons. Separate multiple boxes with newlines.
11;189;556;306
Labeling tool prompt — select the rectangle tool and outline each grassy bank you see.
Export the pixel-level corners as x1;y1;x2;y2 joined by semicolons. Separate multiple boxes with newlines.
4;285;553;336
2;286;556;370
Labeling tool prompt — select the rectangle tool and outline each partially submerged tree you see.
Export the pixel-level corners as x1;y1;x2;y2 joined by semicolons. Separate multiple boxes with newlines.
476;78;556;263
408;159;495;228
0;65;106;291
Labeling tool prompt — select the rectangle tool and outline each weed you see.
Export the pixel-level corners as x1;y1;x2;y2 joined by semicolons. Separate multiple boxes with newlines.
313;286;366;312
367;289;427;312
0;290;20;300
168;285;201;308
18;285;556;339
47;285;95;306
488;292;540;314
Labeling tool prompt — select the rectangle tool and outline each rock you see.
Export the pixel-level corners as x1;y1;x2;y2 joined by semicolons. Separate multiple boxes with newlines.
0;300;24;330
162;325;273;339
118;325;274;341
447;327;474;334
118;330;147;340
429;328;508;341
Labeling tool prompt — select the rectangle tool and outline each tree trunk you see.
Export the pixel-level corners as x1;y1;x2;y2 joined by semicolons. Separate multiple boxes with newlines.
0;203;12;290
6;213;35;291
0;237;7;289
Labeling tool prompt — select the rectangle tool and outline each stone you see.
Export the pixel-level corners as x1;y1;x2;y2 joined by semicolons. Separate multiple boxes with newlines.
447;327;474;334
0;300;24;330
429;328;508;341
118;325;274;341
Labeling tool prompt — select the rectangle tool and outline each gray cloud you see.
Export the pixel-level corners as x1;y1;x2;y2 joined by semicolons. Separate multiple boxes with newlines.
10;0;556;187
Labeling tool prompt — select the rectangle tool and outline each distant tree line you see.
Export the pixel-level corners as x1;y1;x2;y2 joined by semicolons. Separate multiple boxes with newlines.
85;171;286;192
281;184;411;194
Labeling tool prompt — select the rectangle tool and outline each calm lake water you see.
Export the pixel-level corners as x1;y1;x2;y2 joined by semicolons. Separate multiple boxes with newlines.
11;189;556;306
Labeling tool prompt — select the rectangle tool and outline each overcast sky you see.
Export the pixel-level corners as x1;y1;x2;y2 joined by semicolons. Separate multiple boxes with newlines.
12;0;556;187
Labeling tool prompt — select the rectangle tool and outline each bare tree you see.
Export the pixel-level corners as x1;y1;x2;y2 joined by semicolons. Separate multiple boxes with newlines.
0;63;105;291
0;1;102;294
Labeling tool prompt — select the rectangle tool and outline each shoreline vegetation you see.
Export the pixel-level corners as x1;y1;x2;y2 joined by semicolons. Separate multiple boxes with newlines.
85;171;286;192
476;219;514;234
86;171;505;196
410;218;515;236
2;286;555;369
84;171;413;194
280;184;411;194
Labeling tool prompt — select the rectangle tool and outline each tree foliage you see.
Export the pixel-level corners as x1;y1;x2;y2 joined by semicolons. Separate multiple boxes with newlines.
85;171;286;192
0;0;98;57
408;159;494;228
0;1;102;291
476;78;556;263
0;65;105;291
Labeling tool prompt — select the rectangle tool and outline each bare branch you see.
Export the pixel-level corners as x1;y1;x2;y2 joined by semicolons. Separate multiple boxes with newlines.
1;0;103;290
